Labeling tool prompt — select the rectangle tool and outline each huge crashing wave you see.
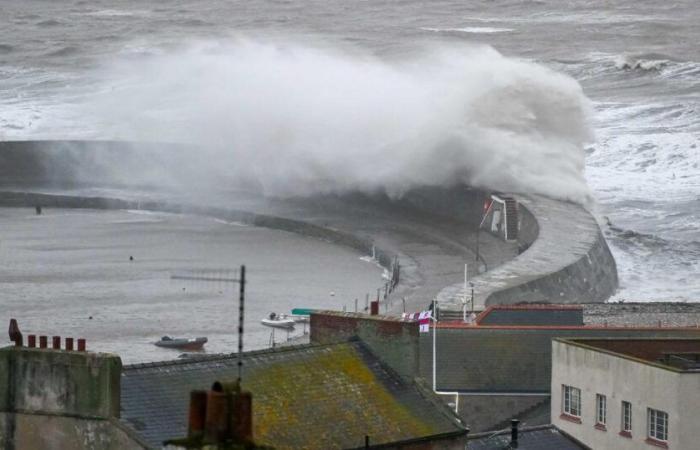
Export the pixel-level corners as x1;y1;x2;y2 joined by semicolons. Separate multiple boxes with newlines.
84;39;594;203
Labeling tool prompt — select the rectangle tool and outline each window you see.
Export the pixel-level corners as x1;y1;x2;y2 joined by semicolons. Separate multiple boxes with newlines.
596;394;607;425
621;401;632;432
647;408;668;442
562;385;581;417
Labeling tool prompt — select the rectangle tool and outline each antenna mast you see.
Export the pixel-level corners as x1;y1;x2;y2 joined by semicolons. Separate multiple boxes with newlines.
237;265;246;384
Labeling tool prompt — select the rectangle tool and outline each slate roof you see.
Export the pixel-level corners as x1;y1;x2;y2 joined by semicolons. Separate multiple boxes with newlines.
475;305;584;326
121;340;466;449
468;425;588;450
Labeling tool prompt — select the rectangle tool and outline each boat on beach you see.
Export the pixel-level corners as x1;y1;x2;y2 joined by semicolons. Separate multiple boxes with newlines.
154;336;207;350
261;312;296;329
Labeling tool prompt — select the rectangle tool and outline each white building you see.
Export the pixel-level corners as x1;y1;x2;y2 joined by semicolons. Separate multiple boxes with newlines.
551;338;700;450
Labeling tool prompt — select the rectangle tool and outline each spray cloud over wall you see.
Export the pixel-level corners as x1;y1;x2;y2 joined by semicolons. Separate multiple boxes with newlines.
92;39;594;203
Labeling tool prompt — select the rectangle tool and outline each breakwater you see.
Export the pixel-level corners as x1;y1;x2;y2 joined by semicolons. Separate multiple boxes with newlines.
0;140;618;313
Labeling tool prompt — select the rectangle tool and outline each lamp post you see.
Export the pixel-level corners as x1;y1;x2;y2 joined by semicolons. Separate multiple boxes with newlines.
432;298;437;392
470;282;475;314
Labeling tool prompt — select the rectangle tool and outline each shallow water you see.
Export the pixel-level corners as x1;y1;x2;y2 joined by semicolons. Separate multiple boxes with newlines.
0;207;383;362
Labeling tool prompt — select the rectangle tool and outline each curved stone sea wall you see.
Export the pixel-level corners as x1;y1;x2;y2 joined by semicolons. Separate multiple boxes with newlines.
0;140;618;312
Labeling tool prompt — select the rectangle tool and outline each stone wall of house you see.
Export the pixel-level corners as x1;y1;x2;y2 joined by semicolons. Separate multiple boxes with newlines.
0;346;121;418
310;311;419;381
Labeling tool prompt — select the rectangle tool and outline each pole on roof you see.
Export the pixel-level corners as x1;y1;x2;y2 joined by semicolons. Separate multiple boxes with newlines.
238;265;246;384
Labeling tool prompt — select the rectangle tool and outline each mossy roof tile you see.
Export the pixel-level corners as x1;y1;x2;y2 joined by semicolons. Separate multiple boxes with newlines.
121;341;463;449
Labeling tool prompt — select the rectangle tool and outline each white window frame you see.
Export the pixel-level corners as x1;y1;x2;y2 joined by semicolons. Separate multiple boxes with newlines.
562;385;581;417
621;401;632;432
647;408;668;442
595;394;607;425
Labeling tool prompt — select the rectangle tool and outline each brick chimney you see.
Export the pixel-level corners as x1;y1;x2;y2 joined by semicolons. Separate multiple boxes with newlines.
165;380;255;449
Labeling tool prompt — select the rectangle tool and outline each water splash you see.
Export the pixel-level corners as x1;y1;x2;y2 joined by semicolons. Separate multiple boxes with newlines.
89;39;594;203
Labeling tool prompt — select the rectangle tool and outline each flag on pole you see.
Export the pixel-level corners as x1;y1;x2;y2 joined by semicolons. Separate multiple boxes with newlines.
418;310;432;333
402;311;432;332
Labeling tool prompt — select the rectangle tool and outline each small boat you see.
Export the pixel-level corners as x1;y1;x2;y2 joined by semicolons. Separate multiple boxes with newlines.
261;312;296;329
154;336;207;350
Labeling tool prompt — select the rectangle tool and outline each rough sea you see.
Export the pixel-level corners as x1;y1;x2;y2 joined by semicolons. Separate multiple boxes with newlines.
1;0;698;303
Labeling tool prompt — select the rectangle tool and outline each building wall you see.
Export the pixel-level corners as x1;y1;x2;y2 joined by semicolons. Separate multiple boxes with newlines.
310;311;419;381
551;340;700;450
418;327;700;392
0;347;121;418
454;394;549;432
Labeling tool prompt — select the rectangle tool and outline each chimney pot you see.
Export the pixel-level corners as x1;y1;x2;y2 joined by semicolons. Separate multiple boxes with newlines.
39;335;48;349
28;335;36;348
77;338;86;352
188;390;208;436
52;336;61;350
511;419;520;448
65;337;74;351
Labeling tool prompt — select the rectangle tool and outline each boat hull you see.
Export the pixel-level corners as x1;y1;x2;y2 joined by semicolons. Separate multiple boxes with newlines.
261;319;295;329
154;337;207;350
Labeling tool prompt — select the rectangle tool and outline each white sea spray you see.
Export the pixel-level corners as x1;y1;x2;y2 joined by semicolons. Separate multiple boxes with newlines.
89;39;595;204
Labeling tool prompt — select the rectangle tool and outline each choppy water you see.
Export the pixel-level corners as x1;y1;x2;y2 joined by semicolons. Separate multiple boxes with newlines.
1;0;698;301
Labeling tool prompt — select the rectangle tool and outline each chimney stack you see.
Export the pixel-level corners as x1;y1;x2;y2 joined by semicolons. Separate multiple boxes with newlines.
370;301;379;315
166;380;255;447
510;419;519;448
